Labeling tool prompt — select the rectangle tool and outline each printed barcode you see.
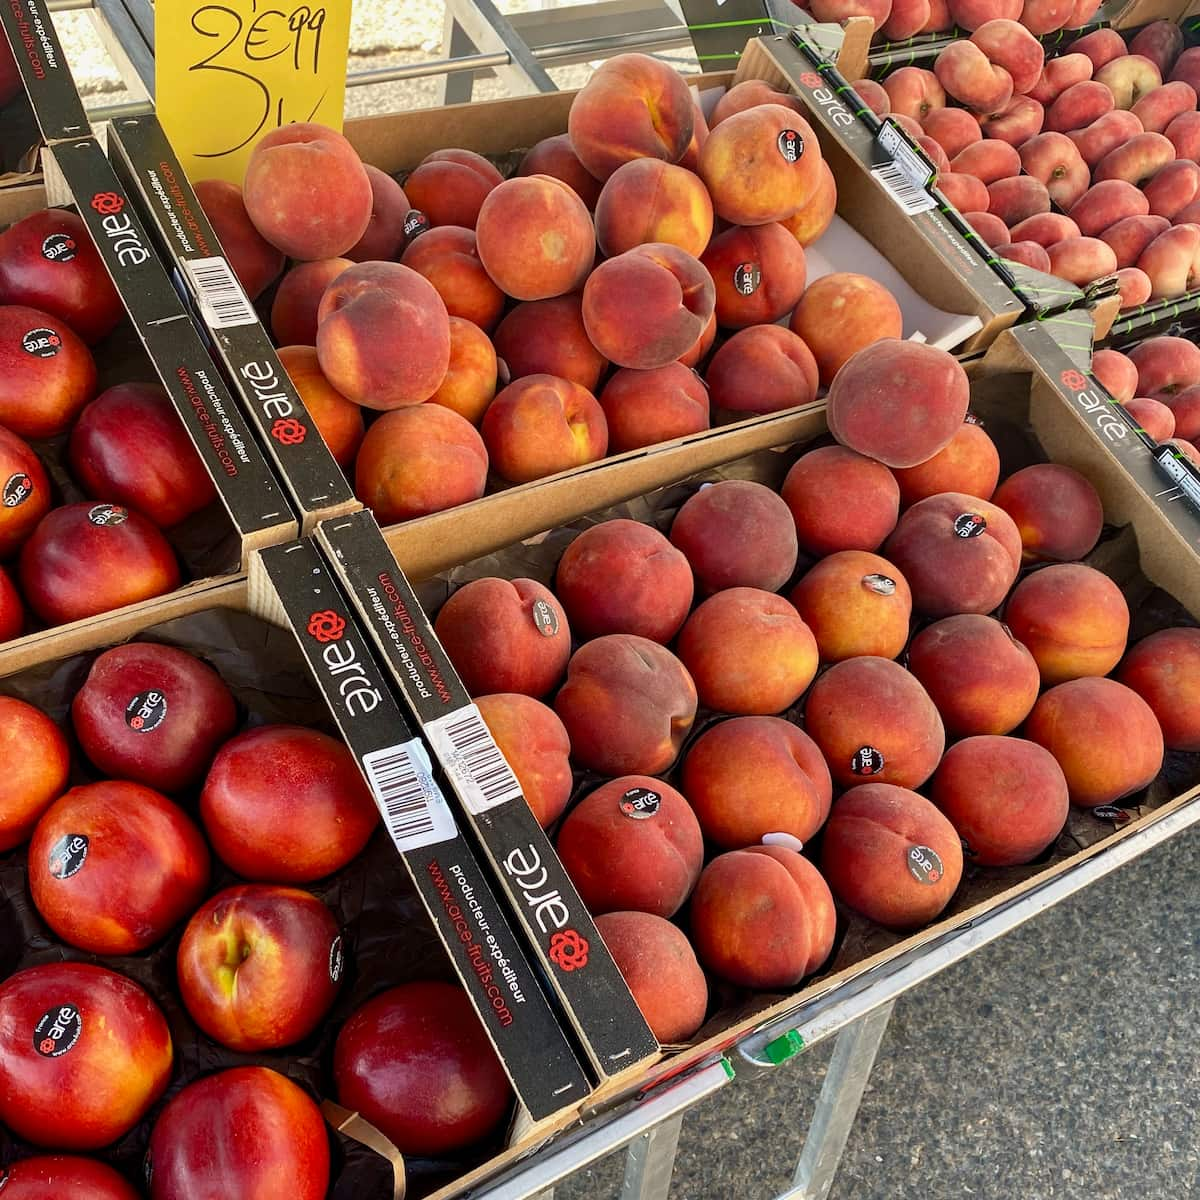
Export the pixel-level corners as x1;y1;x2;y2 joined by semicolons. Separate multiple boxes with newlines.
182;256;257;329
871;161;936;216
361;738;457;852
426;703;524;816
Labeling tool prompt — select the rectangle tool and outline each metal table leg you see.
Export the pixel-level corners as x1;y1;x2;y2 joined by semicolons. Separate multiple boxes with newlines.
619;1113;683;1200
776;1001;894;1200
438;0;557;106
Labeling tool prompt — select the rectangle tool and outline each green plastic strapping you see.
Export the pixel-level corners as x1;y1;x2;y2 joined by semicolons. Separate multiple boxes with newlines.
764;1029;805;1064
720;1057;736;1080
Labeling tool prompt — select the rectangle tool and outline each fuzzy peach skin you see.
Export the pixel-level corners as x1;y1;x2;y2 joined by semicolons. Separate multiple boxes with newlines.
805;656;946;791
354;403;487;524
1123;394;1174;437
554;634;697;776
1045;80;1113;133
789;273;903;388
689;846;835;988
475;693;573;827
669;479;798;594
1024;677;1164;807
782;445;901;556
939;172;991;214
1068;180;1149;238
965;211;1012;247
790;550;912;662
276;346;364;467
701;222;807;329
567;52;695;180
780;159;838;246
1117;627;1200;751
705;325;819;416
595;159;713;258
827;339;970;469
583;243;715;370
980;95;1045;147
971;18;1044;94
556;775;703;917
948;0;1021;27
242;122;371;260
1019;132;1090;209
820;783;962;930
1167;110;1200;163
599;362;709;452
1129;335;1200;399
1093;132;1175;187
907;613;1040;736
1137;224;1200;299
400;225;505;332
426;316;498;425
1130;18;1184;76
891;421;1001;507
435;577;571;699
481;374;608;483
987;176;1052;226
934;41;1014;115
1091;348;1141;404
1004;563;1129;685
997;241;1052;271
1029;53;1093;105
1101;215;1170;270
922;106;981;158
555;518;694;644
475;175;595;301
1132;80;1197;135
271;258;352;346
698;104;824;225
1095;54;1162;110
493;293;607;391
1046;236;1119;286
885;67;946;122
347;165;412;262
194;180;284;300
403;149;502;229
992;463;1104;561
517;134;603;209
950;138;1021;185
316;262;450;409
1145;159;1200;220
1068;110;1144;168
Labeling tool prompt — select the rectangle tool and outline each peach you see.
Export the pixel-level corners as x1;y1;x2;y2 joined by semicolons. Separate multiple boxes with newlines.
481;374;607;483
853;78;892;118
426;317;498;425
884;67;947;122
1067;109;1144;167
966;211;1012;246
1116;267;1153;309
940;171;991;213
1100;214;1170;269
1009;212;1081;247
1046;236;1119;285
1165;385;1200;439
0;305;97;439
1019;0;1073;34
474;693;572;827
276;345;364;467
599;362;708;452
1168;437;1200;465
891;420;1001;506
347;165;412;262
583;243;714;369
517;134;603;209
699;104;824;225
809;0;891;25
0;696;69;852
790;550;912;662
1117;627;1200;751
705;324;822;417
919;135;953;175
689;846;835;988
1132;80;1197;136
701;222;807;328
821;783;962;929
1171;46;1200;91
932;736;1068;865
1123;395;1174;438
971;19;1044;94
403;149;502;229
677;587;818;715
980;94;1045;146
908;613;1040;736
568;53;694;180
475;176;595;301
435;577;570;698
805;656;945;790
891;113;926;139
779;159;837;246
1136;224;1200;298
1095;54;1162;109
493;293;606;391
270;258;351;347
670;479;798;594
594;912;707;1043
1130;20;1185;77
1068;180;1149;238
997;240;1052;270
594;159;712;259
782;445;901;557
316;262;450;409
1005;564;1129;685
1166;110;1200;162
1129;335;1200;399
1045;80;1114;132
951;138;1022;183
1019;132;1090;208
1091;347;1138;403
0;425;49;557
709;80;806;127
1173;200;1200;224
827;339;970;468
556;775;702;918
935;41;1014;114
1029;53;1093;104
354;403;487;524
1024;677;1164;807
987;175;1051;226
884;0;932;37
400;225;505;332
194;179;284;301
555;634;696;775
883;492;1022;616
242;123;371;260
922;106;983;158
1072;28;1127;73
1145;159;1200;220
947;0;1021;28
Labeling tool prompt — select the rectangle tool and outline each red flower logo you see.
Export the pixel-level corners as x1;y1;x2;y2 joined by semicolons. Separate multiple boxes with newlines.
548;929;589;972
1060;368;1088;392
271;417;307;445
307;610;345;643
91;192;124;216
799;71;822;88
39;1038;55;1054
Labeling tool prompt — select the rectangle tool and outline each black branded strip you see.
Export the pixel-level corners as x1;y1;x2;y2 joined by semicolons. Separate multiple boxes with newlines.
106;116;357;524
0;0;88;141
257;539;592;1117
46;137;296;542
316;510;661;1080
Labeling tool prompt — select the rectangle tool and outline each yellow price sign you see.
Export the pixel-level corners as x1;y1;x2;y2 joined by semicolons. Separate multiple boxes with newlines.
155;0;352;186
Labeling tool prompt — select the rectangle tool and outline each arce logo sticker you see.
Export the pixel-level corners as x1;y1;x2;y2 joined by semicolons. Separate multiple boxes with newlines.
22;328;61;358
34;1003;82;1057
777;129;803;163
41;233;77;262
852;745;884;776
48;833;88;880
307;610;345;643
126;690;167;733
733;261;761;296
953;512;987;538
548;929;589;972
271;417;307;445
91;192;125;216
329;934;345;984
907;844;943;884
3;473;34;508
88;503;128;527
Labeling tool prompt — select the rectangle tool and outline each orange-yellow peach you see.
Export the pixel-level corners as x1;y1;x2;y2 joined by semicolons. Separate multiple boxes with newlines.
705;325;818;416
1117;627;1200;751
789;273;904;388
403;149;502;229
922;105;982;157
779;160;837;246
492;293;607;391
426;317;498;425
885;67;946;122
701;222;807;328
517;134;603;209
595;159;713;258
782;445;900;556
709;80;806;127
599;363;709;452
475;693;573;827
400;225;505;332
275;346;364;467
992;463;1104;561
891;421;1000;506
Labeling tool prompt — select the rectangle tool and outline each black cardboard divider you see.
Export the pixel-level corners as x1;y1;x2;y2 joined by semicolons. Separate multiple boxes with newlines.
315;510;660;1086
41;136;298;563
0;0;88;144
104;115;361;533
252;538;592;1121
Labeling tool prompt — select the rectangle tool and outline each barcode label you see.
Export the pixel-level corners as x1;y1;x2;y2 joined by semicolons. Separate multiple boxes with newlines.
1155;446;1200;510
426;703;524;816
182;256;257;329
362;738;457;852
872;159;937;215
